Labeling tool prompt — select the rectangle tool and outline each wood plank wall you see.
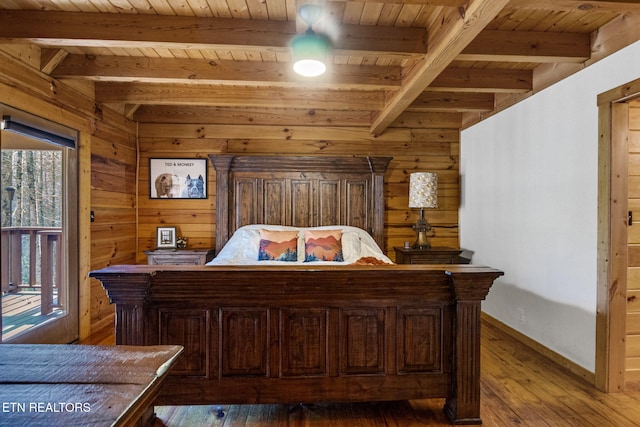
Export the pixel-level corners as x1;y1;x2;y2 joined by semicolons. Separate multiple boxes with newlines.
136;117;461;263
0;46;137;342
88;108;137;343
628;99;640;382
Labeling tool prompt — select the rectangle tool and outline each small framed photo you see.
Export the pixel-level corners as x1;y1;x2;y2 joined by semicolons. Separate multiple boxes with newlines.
149;158;207;199
157;226;177;249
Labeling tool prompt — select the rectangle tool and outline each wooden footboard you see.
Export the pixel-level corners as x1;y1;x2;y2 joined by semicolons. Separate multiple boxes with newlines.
90;264;502;425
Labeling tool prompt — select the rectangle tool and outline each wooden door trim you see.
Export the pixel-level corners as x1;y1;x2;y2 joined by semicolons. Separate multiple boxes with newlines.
596;77;640;391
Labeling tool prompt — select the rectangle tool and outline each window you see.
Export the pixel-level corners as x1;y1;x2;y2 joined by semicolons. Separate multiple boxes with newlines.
1;106;79;343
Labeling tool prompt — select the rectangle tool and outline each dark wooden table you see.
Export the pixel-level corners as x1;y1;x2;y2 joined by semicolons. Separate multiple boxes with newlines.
0;344;183;426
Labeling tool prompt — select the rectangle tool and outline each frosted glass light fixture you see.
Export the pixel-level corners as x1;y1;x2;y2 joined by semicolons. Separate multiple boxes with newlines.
291;4;330;77
409;172;438;249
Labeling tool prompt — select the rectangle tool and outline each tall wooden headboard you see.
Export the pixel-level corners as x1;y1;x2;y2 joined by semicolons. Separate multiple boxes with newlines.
209;155;392;253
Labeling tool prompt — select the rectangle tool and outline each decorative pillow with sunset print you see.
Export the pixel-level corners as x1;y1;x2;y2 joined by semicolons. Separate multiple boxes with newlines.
258;229;298;261
304;229;343;262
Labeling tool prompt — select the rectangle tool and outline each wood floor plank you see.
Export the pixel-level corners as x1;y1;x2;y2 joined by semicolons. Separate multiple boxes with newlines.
264;404;289;427
484;323;638;426
404;399;454;426
152;318;640;426
479;341;557;426
476;386;523;426
328;401;359;426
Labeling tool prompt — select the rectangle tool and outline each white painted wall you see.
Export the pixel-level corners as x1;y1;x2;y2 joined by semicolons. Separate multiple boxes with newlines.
460;41;640;372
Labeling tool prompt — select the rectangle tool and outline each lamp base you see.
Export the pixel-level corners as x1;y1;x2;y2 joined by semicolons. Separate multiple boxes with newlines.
412;237;431;250
412;231;431;249
412;209;432;249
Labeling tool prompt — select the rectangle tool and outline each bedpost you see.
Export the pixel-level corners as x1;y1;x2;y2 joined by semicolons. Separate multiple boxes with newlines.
89;269;153;346
444;269;503;425
209;154;234;254
368;157;391;251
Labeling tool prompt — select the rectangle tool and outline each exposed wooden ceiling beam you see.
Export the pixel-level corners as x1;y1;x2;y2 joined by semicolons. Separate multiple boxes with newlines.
506;0;640;12
94;66;525;109
95;83;386;110
51;55;534;92
333;0;467;5
459;30;591;63
0;10;427;56
0;10;293;50
134;110;463;130
407;92;495;112
430;68;532;93
0;10;593;63
130;90;492;125
369;0;510;135
132;105;377;126
51;54;402;89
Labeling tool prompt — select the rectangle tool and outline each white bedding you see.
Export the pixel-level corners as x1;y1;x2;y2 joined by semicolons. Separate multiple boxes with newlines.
206;224;393;265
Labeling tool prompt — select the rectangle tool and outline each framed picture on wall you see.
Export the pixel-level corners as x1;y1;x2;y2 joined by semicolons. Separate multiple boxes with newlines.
156;226;177;249
149;158;207;199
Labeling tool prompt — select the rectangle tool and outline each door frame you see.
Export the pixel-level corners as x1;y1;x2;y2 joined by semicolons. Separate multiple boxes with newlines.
0;106;80;344
596;77;640;391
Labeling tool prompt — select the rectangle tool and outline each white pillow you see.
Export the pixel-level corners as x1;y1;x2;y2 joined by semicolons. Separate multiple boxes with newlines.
207;224;391;265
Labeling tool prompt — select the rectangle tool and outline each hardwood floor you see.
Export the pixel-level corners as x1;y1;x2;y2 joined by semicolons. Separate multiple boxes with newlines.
152;318;640;426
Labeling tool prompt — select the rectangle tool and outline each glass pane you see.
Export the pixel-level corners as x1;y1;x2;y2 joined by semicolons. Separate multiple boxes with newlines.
2;148;66;341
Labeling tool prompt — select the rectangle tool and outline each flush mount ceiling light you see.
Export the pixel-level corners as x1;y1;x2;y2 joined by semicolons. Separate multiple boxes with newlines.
291;4;331;77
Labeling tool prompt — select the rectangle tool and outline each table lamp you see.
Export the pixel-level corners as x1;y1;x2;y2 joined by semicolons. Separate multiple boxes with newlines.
409;172;438;249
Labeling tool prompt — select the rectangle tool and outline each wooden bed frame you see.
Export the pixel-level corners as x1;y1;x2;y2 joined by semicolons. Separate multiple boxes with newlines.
90;155;503;425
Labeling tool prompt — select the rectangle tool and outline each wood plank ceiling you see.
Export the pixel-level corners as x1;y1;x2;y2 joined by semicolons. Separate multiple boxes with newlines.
1;0;639;135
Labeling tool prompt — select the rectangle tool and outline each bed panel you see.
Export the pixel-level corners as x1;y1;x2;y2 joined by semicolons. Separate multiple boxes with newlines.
209;155;391;253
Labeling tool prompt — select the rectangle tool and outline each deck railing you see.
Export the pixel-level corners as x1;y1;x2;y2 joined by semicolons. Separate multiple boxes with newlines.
1;226;63;315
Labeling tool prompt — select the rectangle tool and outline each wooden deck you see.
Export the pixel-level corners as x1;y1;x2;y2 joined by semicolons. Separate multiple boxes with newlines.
2;290;63;341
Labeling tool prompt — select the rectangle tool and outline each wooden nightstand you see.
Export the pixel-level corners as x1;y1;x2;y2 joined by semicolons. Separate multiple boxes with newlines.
144;249;214;265
394;246;462;264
